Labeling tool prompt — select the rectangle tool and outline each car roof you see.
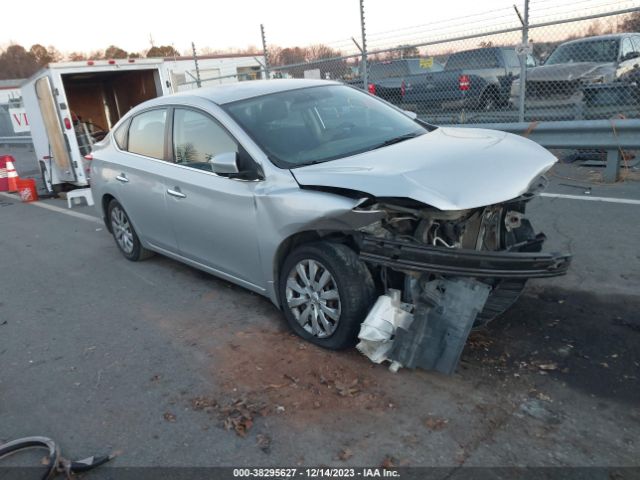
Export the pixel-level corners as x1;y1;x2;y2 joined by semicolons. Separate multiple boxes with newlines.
159;79;340;105
560;33;638;46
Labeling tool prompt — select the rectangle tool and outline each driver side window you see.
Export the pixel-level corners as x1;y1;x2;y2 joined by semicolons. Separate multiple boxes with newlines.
620;38;634;61
172;108;237;172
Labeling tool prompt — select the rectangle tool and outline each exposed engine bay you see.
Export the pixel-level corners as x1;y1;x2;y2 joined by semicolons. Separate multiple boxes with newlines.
351;189;571;374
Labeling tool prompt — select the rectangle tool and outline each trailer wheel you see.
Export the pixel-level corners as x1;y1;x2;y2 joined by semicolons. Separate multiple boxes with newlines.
39;161;62;195
107;199;153;261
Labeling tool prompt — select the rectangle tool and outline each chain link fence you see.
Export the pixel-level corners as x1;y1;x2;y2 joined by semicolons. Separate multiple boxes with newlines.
189;2;640;126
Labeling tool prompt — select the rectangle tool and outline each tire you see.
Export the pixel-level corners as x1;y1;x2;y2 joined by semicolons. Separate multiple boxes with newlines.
278;241;376;350
39;161;62;196
479;90;499;111
107;199;153;262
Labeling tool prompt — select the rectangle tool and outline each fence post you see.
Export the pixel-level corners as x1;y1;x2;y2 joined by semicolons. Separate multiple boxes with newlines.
604;149;622;183
191;42;201;88
359;0;368;90
518;0;529;122
260;24;271;80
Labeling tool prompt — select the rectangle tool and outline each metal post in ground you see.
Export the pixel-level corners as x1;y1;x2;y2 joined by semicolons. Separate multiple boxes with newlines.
192;42;201;88
518;0;529;122
260;24;270;80
604;148;622;183
359;0;368;91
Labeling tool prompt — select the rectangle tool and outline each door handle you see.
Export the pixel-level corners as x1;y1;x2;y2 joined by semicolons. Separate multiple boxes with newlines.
115;174;129;183
167;188;186;199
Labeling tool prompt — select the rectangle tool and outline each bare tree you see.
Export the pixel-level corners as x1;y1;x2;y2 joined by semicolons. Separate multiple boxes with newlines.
621;11;640;31
146;45;179;58
104;45;129;59
68;52;87;61
384;44;420;60
0;44;38;79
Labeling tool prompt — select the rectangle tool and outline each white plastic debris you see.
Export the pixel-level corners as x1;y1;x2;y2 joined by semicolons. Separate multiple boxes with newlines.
356;289;414;365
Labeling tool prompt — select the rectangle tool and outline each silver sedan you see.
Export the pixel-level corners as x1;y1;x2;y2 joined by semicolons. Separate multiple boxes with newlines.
91;79;569;350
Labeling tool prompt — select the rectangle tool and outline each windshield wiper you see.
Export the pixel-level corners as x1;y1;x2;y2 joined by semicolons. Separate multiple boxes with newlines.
373;131;424;150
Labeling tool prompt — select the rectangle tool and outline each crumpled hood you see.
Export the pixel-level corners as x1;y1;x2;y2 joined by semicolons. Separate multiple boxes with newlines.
290;127;556;211
527;62;615;82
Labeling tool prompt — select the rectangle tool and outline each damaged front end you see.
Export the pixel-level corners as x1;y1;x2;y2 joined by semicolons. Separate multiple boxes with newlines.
353;189;571;375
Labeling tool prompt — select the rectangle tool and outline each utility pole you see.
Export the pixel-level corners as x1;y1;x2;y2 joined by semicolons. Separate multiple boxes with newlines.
260;24;270;79
359;0;368;90
192;42;201;88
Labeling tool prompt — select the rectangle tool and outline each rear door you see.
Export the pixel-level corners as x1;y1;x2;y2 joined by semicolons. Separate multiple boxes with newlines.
112;107;178;252
24;75;76;182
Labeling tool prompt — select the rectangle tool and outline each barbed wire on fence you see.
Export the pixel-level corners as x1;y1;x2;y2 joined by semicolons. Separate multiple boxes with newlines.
176;3;640;127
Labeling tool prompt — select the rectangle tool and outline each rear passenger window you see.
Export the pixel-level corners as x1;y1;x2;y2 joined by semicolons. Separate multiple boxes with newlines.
127;109;167;160
113;119;130;150
172;108;237;171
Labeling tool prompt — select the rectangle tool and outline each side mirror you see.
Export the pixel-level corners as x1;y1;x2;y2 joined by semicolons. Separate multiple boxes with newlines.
210;151;239;174
403;110;418;120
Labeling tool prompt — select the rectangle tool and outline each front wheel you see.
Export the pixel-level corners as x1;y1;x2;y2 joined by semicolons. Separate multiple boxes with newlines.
107;199;153;261
278;242;375;350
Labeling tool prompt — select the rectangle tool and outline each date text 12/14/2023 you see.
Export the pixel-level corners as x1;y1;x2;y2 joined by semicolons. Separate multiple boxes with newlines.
232;468;400;478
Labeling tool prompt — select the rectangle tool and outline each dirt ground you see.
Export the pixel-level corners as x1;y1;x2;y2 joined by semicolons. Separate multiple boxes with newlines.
1;169;639;472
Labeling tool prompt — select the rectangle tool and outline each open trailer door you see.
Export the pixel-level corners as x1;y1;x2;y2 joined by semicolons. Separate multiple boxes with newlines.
33;76;76;183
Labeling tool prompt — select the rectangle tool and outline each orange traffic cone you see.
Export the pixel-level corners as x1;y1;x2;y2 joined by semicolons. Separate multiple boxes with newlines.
6;157;18;192
0;155;8;192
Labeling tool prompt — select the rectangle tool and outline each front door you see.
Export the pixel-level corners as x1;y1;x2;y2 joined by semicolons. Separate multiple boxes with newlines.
164;107;263;288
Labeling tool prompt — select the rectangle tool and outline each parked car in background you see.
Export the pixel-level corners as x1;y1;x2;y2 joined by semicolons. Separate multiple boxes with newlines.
510;33;640;108
403;47;529;111
90;79;569;365
366;58;444;103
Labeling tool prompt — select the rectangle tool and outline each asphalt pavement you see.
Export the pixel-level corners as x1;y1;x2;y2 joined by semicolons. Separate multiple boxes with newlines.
0;159;639;473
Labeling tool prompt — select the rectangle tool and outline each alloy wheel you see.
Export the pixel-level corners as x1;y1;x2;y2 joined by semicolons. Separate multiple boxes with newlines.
110;206;134;254
285;259;342;338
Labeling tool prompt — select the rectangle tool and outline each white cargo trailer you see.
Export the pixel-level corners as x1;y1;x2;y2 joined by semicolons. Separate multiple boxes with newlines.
21;59;171;193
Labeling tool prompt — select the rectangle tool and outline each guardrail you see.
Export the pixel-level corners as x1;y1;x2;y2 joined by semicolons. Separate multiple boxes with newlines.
450;119;640;183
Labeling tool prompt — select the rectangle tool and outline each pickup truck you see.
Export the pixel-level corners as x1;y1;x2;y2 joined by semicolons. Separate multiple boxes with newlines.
510;33;640;109
366;58;444;103
403;47;525;111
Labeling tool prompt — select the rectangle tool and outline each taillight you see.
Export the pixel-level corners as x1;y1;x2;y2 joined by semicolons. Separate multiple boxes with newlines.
368;83;376;95
84;154;93;161
87;60;95;66
63;118;72;129
401;81;406;97
459;74;470;91
108;59;116;65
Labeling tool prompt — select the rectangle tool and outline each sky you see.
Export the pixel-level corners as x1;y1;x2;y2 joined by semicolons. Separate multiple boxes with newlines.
2;0;638;55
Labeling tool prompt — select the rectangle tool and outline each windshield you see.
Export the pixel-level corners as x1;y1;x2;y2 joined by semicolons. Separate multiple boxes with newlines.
223;85;427;168
545;39;619;65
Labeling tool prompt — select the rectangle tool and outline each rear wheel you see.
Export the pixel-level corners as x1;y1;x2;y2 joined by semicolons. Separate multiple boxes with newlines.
278;242;375;350
107;199;153;261
479;90;499;111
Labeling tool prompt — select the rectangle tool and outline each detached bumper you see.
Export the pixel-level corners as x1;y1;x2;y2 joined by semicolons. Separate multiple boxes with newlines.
358;236;571;279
